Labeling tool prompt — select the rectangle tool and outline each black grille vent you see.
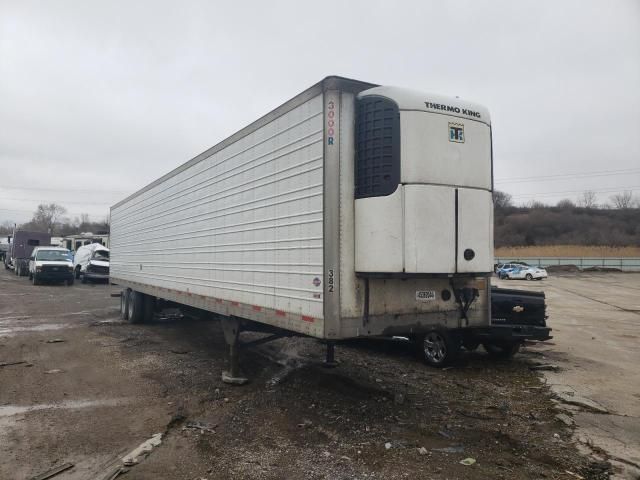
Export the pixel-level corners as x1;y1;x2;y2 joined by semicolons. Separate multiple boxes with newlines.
355;96;400;198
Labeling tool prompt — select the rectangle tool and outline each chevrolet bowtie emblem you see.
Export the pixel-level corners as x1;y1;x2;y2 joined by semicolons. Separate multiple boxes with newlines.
512;306;524;313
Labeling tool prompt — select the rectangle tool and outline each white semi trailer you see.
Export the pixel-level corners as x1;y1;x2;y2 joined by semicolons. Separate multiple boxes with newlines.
110;76;494;381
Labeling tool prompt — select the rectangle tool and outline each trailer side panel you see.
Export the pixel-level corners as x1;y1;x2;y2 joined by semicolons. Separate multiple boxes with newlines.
110;93;325;336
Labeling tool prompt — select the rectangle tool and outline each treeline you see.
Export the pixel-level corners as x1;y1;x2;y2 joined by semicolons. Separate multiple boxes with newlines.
0;203;109;237
3;197;639;248
494;192;640;247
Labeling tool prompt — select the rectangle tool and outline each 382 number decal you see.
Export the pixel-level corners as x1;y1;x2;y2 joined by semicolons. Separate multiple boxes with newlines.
328;269;335;293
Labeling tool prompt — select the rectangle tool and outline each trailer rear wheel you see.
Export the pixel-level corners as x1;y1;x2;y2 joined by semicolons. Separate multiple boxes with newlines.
120;290;130;320
416;330;459;368
142;294;155;323
127;290;145;324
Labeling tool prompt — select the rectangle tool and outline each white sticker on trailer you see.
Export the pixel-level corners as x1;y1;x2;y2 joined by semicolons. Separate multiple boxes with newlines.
416;290;436;301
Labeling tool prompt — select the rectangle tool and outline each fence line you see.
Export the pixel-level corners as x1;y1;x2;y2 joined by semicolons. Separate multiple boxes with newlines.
495;257;640;272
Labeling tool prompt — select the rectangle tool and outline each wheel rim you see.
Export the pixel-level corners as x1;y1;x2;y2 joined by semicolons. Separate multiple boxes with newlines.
423;332;447;364
526;274;532;280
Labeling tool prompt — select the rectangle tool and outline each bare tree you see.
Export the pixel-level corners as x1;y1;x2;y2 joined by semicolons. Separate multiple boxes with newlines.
556;198;575;209
31;203;68;234
0;220;15;235
610;191;634;209
578;190;598;209
526;200;546;209
492;190;513;209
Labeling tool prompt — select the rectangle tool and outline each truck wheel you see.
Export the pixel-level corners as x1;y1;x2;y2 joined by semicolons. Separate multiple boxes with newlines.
127;290;145;324
415;330;459;368
525;274;533;281
75;266;81;279
32;274;39;286
120;290;130;320
483;342;521;359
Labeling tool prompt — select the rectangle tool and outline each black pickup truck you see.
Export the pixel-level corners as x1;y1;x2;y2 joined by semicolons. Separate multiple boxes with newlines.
415;286;552;367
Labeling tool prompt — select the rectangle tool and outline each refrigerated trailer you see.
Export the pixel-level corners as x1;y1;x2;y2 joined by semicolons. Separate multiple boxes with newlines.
110;76;494;379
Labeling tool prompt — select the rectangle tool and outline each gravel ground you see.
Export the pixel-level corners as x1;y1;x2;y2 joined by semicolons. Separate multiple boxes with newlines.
0;267;611;479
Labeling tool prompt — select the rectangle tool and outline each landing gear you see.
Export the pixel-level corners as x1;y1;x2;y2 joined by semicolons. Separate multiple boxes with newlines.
220;317;248;385
323;342;338;368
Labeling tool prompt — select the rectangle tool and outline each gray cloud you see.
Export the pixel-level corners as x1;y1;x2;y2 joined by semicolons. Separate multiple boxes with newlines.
1;0;639;223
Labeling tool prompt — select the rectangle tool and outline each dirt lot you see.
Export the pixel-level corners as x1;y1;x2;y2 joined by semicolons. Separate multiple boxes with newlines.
494;273;640;479
1;269;633;479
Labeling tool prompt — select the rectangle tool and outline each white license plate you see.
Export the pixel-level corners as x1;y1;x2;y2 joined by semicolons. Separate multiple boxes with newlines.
416;290;436;302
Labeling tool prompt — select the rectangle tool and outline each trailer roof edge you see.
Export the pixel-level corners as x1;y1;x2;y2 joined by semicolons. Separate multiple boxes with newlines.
111;76;378;211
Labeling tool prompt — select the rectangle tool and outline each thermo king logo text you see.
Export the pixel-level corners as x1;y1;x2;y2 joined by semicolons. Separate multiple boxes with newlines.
425;101;481;118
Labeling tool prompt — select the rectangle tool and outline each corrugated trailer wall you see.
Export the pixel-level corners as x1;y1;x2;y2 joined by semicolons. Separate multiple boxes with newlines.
110;93;326;336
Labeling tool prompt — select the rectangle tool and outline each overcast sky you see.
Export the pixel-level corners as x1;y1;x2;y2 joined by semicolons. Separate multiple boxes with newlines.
1;0;639;224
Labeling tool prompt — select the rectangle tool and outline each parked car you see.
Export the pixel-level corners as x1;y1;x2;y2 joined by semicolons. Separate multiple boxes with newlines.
503;265;548;281
494;261;529;273
496;263;520;278
28;247;74;286
73;243;109;283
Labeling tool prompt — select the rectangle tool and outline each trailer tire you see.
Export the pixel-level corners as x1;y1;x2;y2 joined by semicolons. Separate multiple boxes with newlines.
415;330;460;368
483;342;521;359
127;290;145;324
142;294;155;323
120;290;130;320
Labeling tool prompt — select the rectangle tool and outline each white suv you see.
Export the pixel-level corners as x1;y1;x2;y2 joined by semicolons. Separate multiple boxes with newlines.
28;247;74;286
